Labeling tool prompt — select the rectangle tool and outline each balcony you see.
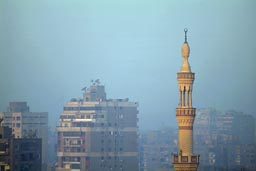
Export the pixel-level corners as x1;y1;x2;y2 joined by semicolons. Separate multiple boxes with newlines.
176;108;196;116
172;154;199;164
177;73;195;79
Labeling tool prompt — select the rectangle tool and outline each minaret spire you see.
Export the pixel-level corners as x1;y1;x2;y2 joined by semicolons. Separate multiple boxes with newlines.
180;28;191;72
172;29;199;171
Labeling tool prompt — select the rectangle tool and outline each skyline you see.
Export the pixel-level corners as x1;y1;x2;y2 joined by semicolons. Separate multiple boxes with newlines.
1;0;256;130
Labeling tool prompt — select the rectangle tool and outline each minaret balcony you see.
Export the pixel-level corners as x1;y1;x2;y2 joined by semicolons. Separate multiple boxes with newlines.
176;108;196;116
172;154;199;164
177;72;195;79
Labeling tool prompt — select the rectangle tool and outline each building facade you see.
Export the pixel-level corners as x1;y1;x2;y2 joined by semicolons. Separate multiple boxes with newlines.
194;108;256;171
0;120;42;171
0;121;12;171
139;128;177;171
56;81;139;171
10;138;42;171
0;102;48;170
172;29;199;171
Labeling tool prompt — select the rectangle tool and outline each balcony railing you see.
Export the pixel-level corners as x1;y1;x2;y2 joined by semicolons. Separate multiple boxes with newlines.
177;72;195;79
172;154;199;164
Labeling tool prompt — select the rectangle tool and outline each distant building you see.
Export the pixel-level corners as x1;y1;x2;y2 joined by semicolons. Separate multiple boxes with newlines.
56;81;139;171
194;108;256;171
194;108;219;171
139;128;177;171
225;110;255;144
0;102;48;170
0;120;42;171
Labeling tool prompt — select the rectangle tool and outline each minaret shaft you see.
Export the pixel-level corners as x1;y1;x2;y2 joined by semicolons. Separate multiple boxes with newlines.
178;129;193;155
177;72;195;156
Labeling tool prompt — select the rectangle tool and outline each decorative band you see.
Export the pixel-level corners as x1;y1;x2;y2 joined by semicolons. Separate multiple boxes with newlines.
176;108;196;116
177;72;195;79
179;126;193;130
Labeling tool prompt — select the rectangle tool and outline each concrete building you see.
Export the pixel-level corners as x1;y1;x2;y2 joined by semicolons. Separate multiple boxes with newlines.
194;109;219;171
0;119;42;171
194;109;256;171
139;128;177;171
0;120;12;171
11;138;42;171
56;81;139;171
0;102;48;170
172;29;199;171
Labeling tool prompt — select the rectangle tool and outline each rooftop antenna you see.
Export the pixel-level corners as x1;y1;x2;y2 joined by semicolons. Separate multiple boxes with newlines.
81;86;87;91
95;79;100;85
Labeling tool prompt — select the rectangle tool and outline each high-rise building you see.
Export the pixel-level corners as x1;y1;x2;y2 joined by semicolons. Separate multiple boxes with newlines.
172;29;199;171
0;120;12;171
0;102;48;170
56;81;139;171
10;138;42;171
0;119;42;171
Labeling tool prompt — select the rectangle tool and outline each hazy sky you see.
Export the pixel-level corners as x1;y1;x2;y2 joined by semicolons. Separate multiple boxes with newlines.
0;0;255;130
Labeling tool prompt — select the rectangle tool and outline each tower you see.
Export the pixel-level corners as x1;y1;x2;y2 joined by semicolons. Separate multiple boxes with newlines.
172;29;199;171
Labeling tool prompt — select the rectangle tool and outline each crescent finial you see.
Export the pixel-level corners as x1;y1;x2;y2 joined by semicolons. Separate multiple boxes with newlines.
184;28;188;42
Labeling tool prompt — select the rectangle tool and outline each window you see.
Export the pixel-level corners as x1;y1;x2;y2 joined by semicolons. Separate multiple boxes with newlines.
63;132;81;137
71;164;80;169
119;114;123;119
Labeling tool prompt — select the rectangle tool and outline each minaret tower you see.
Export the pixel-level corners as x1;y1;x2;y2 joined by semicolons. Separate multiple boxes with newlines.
172;29;199;171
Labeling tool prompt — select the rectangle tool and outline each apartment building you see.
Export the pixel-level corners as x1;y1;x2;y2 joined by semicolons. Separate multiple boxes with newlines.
56;81;139;171
0;119;42;171
0;102;48;170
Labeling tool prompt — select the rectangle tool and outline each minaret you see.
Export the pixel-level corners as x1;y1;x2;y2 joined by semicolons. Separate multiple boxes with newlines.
172;29;199;171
